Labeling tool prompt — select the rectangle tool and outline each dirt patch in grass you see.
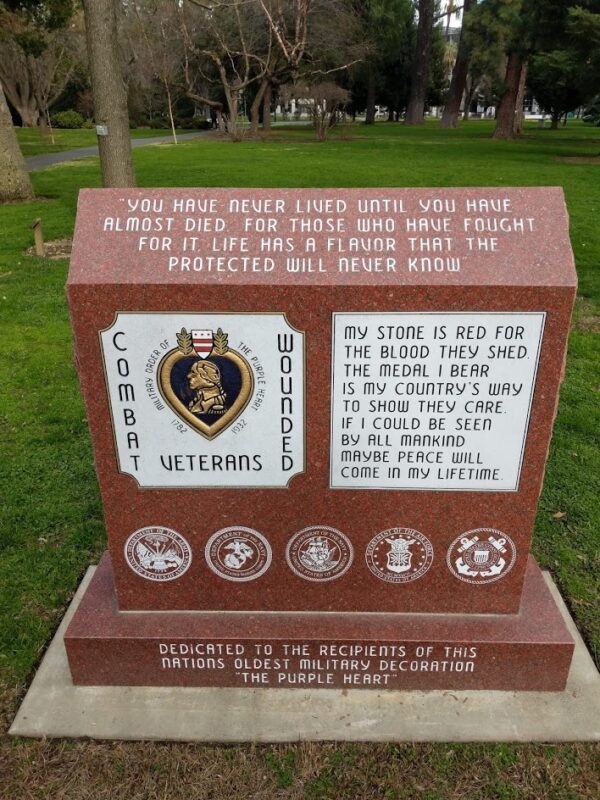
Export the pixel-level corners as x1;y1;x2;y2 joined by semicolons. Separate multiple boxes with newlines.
574;316;600;332
557;155;600;164
39;159;99;170
572;296;600;332
0;195;55;207
25;238;72;259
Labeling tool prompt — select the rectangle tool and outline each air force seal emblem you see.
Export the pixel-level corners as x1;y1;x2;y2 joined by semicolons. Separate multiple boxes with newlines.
158;327;253;439
366;527;434;584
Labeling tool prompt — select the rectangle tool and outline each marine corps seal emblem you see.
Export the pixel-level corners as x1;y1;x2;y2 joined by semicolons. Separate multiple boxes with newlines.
446;528;516;584
158;327;253;439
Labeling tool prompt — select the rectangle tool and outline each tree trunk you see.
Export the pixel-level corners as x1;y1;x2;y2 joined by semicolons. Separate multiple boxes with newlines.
165;85;177;144
493;51;524;140
365;64;376;125
82;0;135;187
262;82;272;132
440;0;476;129
405;0;434;125
13;100;40;128
2;66;40;128
43;107;56;145
550;110;560;129
248;80;267;136
249;102;260;136
462;91;470;120
462;77;474;120
513;60;528;135
0;82;34;201
226;93;240;140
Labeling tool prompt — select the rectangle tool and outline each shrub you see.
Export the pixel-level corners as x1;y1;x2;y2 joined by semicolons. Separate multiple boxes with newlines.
51;110;86;129
582;95;600;126
174;116;211;130
281;82;350;141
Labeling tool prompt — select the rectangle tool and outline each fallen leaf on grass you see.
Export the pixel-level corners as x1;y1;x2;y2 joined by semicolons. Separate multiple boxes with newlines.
552;511;567;519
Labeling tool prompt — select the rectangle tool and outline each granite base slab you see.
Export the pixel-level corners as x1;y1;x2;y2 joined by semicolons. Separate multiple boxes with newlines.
10;563;600;742
63;553;574;692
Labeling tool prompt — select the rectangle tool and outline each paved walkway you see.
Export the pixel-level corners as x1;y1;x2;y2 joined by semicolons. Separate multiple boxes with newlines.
26;131;210;171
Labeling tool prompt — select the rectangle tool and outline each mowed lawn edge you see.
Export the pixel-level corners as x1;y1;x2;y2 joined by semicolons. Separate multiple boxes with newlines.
15;126;194;157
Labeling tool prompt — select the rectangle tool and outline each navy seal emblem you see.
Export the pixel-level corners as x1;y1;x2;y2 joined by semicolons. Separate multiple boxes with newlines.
286;526;353;582
158;327;253;439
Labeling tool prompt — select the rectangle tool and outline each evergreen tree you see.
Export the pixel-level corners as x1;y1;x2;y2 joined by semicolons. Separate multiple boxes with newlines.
405;0;435;124
464;0;593;138
350;0;414;124
440;0;477;129
528;50;588;127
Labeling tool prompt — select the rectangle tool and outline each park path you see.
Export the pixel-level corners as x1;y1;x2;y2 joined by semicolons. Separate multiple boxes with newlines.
25;130;212;171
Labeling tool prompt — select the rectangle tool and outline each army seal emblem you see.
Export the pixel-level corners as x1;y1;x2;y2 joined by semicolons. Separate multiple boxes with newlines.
446;528;516;584
205;526;272;582
286;526;353;582
366;527;433;584
158;327;253;439
124;525;192;582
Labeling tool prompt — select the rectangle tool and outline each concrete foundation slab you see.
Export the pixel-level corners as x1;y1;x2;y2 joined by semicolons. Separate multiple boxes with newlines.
9;567;600;742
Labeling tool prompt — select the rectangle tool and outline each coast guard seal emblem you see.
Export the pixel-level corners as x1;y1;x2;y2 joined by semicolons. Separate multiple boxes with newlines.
124;525;192;582
366;527;433;584
446;528;516;584
158;327;253;439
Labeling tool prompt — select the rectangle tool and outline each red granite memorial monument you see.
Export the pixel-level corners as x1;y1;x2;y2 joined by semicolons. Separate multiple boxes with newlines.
64;187;576;691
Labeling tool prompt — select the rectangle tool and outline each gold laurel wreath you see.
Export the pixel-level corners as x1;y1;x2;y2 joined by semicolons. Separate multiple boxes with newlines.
176;328;194;355
175;327;229;356
213;328;229;355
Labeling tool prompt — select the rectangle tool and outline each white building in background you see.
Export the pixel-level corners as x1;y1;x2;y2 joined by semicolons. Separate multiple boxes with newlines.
439;0;463;34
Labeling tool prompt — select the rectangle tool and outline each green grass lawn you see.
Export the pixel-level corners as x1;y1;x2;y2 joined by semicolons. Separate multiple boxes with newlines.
16;126;191;157
1;119;599;798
